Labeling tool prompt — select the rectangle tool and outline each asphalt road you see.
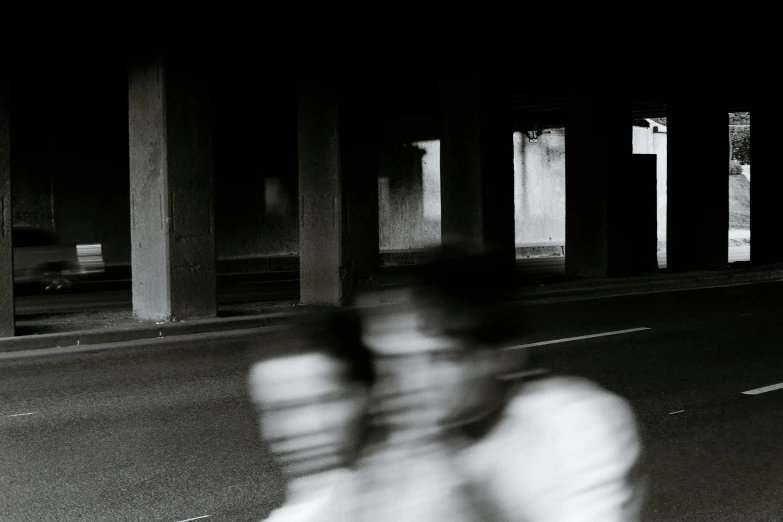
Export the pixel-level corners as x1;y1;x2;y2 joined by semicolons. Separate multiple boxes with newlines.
4;281;783;520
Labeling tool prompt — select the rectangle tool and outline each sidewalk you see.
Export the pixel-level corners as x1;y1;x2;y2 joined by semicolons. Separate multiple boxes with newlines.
3;261;783;354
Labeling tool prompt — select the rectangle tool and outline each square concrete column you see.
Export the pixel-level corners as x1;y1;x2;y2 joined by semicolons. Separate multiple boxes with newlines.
565;63;634;277
0;59;14;336
750;84;781;264
128;54;216;321
667;94;729;272
298;61;380;306
439;62;515;268
628;154;659;274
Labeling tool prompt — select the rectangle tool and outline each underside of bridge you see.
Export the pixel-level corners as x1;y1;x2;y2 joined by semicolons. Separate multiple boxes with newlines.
0;6;779;334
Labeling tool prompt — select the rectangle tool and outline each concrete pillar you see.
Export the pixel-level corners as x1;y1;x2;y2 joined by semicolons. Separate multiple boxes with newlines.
0;58;14;336
750;84;781;264
128;54;216;321
565;62;634;277
440;62;515;267
667;94;729;271
629;154;659;274
298;61;380;306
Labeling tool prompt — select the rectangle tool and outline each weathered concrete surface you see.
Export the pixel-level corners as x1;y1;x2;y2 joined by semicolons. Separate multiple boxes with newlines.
633;121;668;242
418;140;442;242
565;61;632;277
440;60;515;267
514;123;665;251
297;60;380;306
514;130;565;246
10;100;53;230
0;60;14;336
128;54;216;321
378;143;430;250
667;90;729;272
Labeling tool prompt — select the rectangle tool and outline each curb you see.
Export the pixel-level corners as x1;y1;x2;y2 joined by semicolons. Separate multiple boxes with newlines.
4;267;783;355
0;310;303;354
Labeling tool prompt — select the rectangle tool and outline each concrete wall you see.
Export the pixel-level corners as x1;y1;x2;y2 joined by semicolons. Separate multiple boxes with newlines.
378;140;440;251
380;131;568;253
51;93;131;267
504;122;665;252
514;130;566;246
632;121;668;242
212;61;299;260
379;144;424;250
12;60;131;266
10;101;53;230
419;140;442;246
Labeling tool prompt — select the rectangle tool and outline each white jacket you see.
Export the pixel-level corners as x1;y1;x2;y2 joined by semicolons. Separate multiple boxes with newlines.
459;375;646;522
261;469;354;522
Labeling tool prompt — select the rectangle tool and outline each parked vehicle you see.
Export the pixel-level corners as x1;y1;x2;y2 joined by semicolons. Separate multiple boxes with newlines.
12;226;105;291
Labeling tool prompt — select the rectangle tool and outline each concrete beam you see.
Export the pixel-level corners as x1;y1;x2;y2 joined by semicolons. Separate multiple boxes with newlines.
0;56;14;336
128;54;217;321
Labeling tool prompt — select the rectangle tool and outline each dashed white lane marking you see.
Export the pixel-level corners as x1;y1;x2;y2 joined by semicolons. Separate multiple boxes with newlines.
7;412;36;417
502;327;652;350
177;516;211;522
669;410;685;415
740;313;752;317
742;382;783;395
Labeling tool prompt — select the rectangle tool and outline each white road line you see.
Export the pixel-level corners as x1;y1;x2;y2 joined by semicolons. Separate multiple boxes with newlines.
742;382;783;395
502;327;652;350
7;412;37;417
516;280;777;306
500;369;549;381
177;516;210;522
669;410;685;415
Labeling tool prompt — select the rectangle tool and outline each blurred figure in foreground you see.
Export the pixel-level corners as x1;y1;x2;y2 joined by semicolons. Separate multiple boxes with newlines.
248;309;375;520
359;246;647;521
248;306;492;521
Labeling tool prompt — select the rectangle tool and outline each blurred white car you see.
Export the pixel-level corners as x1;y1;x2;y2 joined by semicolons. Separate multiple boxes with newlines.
13;226;105;291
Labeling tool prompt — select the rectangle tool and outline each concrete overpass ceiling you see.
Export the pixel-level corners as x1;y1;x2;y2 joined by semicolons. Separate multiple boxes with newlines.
2;5;773;61
2;7;763;124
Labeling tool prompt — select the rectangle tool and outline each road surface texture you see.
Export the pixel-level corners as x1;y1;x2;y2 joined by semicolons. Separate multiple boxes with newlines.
4;281;783;520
